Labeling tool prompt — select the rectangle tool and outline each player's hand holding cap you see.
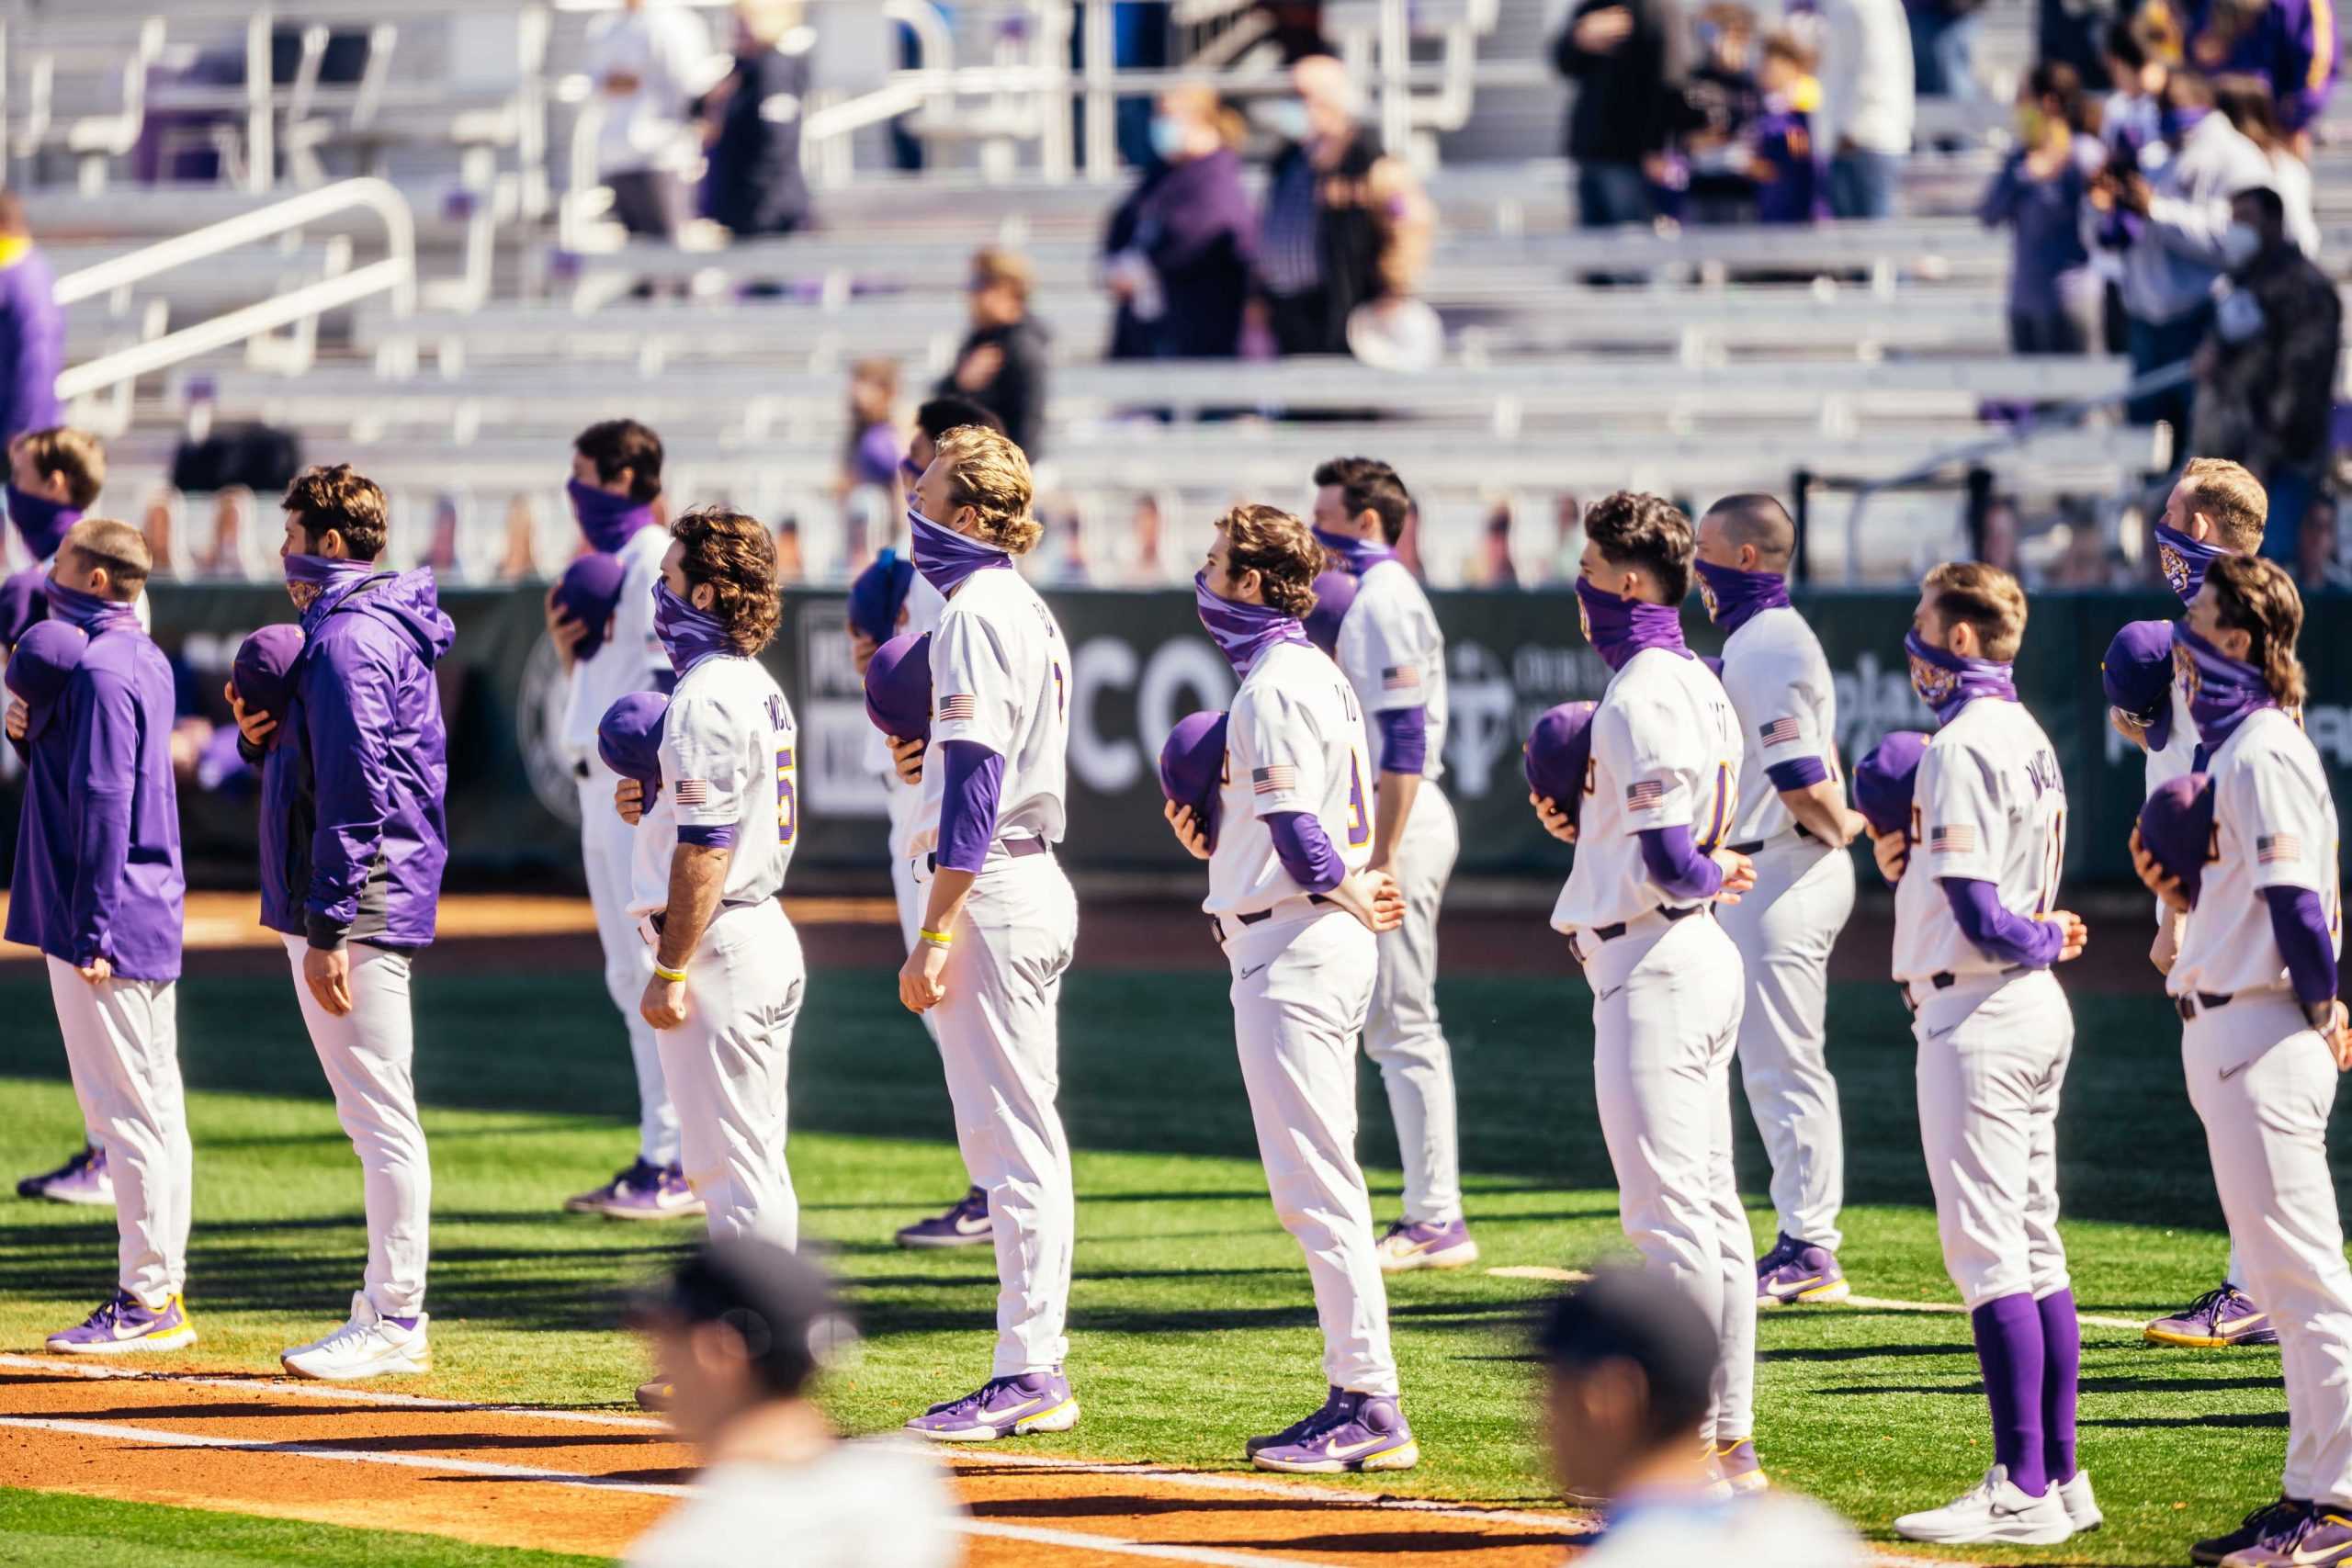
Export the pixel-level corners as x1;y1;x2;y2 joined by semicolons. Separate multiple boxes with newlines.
2101;619;2176;751
1303;569;1356;659
848;549;917;647
599;691;672;795
1158;710;1228;852
1523;701;1599;832
554;553;629;661
231;625;307;744
2136;772;2215;908
1852;730;1930;841
864;631;933;742
6;619;89;743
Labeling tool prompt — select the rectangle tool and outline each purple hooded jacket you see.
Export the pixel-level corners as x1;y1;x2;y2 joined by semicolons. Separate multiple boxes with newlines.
258;568;456;950
6;620;185;980
0;245;62;446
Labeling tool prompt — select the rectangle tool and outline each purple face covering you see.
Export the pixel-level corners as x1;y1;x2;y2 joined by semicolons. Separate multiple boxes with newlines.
910;506;1012;596
6;485;77;563
1195;572;1308;676
567;477;657;555
1905;629;2017;725
41;577;137;634
2154;524;2227;606
1575;576;1687;671
651;580;732;676
2173;621;2275;749
1692;558;1791;634
1310;526;1396;577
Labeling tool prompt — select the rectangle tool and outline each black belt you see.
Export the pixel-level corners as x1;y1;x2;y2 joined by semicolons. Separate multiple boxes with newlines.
2177;991;2234;1021
645;897;767;936
574;759;592;780
1212;894;1332;943
1726;824;1817;857
925;838;1049;873
1899;964;2027;1012
1592;904;1705;942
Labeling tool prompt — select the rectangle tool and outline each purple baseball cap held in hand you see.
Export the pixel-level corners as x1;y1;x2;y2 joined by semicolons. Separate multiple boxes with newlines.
1853;730;1930;840
865;631;933;741
598;691;670;789
555;552;629;662
0;568;47;649
1303;569;1357;658
1158;710;1229;843
1523;701;1598;825
2139;773;2217;907
232;625;307;738
2101;619;2176;753
6;619;89;743
848;549;917;646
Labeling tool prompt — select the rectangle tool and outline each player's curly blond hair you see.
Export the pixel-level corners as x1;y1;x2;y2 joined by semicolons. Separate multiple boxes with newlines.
672;506;781;655
2177;457;2268;554
1923;561;2028;662
2205;554;2307;710
1216;503;1320;620
934;425;1042;556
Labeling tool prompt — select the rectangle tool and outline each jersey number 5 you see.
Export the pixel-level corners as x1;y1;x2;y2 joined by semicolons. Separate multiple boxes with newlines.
775;747;797;846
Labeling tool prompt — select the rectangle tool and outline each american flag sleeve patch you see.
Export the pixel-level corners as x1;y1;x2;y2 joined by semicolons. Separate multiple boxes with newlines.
1624;778;1667;809
937;694;977;723
1929;824;1976;854
1252;764;1297;795
1381;664;1420;691
674;779;711;807
2259;833;2302;864
1759;716;1803;747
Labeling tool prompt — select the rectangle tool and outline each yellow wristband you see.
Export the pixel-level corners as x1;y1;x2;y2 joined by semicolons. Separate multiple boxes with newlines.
918;927;954;948
653;964;689;983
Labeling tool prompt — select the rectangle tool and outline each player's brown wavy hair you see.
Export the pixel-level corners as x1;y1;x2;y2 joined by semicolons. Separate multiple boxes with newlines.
672;506;781;656
934;424;1042;556
1217;503;1320;620
1584;491;1695;604
283;464;389;561
2205;554;2307;709
15;426;105;508
1924;560;2029;661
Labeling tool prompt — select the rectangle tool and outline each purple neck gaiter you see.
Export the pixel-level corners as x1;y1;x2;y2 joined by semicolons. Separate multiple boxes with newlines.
910;507;1013;596
287;555;383;635
2154;523;2228;607
41;579;136;634
651;581;732;677
7;485;78;563
1692;558;1792;635
1905;630;2017;725
1576;577;1687;671
2174;622;2275;750
1195;572;1309;677
567;478;658;555
1311;526;1396;577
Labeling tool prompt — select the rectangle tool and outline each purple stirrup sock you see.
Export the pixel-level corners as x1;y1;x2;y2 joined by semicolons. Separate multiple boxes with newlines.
2038;1288;2081;1483
1971;1292;2049;1496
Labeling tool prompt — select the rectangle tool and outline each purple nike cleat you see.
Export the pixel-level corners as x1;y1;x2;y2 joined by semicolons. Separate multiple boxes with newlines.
2148;1284;2278;1348
896;1186;992;1249
47;1292;195;1354
1374;1217;1480;1273
1713;1438;1767;1494
1246;1386;1346;1458
566;1159;704;1220
1757;1232;1849;1305
1252;1392;1419;1473
2198;1501;2313;1565
2221;1506;2352;1566
905;1371;1079;1441
18;1145;112;1206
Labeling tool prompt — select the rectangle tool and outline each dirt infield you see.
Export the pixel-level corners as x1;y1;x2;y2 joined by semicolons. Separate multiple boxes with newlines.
0;1357;1580;1566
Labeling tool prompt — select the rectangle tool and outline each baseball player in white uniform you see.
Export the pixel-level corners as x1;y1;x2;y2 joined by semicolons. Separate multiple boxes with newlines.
886;425;1083;1443
2132;556;2352;1568
1874;562;2094;1547
551;419;695;1221
621;509;804;1252
1691;494;1866;1306
1307;457;1474;1273
1534;491;1761;1495
1165;502;1417;1473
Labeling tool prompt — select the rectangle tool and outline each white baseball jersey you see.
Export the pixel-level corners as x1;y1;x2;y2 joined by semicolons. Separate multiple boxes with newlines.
560;525;671;758
627;790;678;918
912;568;1069;855
1204;640;1374;919
1717;605;1838;846
623;1441;961;1568
1333;558;1447;784
660;654;797;905
1577;1495;1870;1568
2171;706;2343;999
1890;698;2068;984
1551;648;1742;936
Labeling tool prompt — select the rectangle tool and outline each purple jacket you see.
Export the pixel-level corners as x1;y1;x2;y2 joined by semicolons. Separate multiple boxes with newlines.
1750;101;1827;224
2188;0;2337;130
6;622;185;980
258;568;455;949
0;246;62;446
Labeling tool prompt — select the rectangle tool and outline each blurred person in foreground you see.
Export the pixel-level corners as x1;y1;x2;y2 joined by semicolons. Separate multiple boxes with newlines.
1103;88;1257;360
1552;0;1687;231
1979;63;2101;355
625;1241;961;1568
696;0;813;241
1541;1269;1867;1565
0;192;62;456
2192;185;2341;566
938;249;1049;457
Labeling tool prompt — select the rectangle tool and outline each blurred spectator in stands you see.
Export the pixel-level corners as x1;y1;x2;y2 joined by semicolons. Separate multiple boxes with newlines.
1131;494;1168;581
773;515;805;582
589;0;719;242
1256;2;1333;60
1041;502;1090;586
140;489;180;583
1817;0;1914;218
2091;70;2268;447
1747;32;1830;223
938;250;1050;456
2190;185;2341;563
697;0;814;240
2100;17;2172;156
424;496;461;574
2297;489;2343;589
1545;494;1587;584
1553;0;1689;232
498;495;541;581
1979;63;2100;354
196;487;256;580
2163;0;2337;152
1679;7;1766;225
1907;0;1985;102
0;195;62;456
1979;495;2021;573
2211;74;2320;254
1102;88;1256;359
2042;0;2119;80
1253;57;1434;356
841;358;904;506
1474;501;1521;588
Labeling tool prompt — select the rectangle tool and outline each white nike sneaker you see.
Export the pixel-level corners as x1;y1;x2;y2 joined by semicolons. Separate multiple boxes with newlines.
281;1292;431;1381
2058;1469;2104;1533
1894;1466;2075;1545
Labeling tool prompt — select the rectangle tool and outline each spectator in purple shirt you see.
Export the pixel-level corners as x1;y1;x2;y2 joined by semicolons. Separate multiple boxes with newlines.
1103;87;1259;360
0;192;62;455
2176;0;2337;148
1979;62;2101;353
1749;32;1830;223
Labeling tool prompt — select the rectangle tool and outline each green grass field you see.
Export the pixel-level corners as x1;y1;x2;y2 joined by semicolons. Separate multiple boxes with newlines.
0;953;2346;1565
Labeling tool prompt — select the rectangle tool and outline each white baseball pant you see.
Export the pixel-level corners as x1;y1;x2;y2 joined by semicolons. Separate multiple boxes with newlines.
2185;991;2352;1506
1586;909;1754;1441
1227;904;1397;1395
1911;970;2073;1310
888;799;941;1045
922;849;1079;1377
656;899;804;1249
47;959;189;1306
1364;784;1462;1226
1717;837;1855;1252
580;760;680;1168
282;936;430;1320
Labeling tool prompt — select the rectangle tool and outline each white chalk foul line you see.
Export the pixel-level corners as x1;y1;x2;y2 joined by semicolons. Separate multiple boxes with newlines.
0;1354;672;1429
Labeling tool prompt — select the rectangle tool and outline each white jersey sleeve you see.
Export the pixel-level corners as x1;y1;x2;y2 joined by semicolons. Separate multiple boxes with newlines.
1914;738;2003;883
659;656;798;904
913;571;1069;854
1204;642;1372;919
928;603;1020;757
561;526;672;757
2171;710;2343;998
1718;608;1838;846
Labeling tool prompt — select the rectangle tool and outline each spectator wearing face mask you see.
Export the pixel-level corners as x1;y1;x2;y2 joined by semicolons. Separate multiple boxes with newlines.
2211;73;2320;256
2190;185;2342;565
1978;62;2101;354
1102;88;1257;360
